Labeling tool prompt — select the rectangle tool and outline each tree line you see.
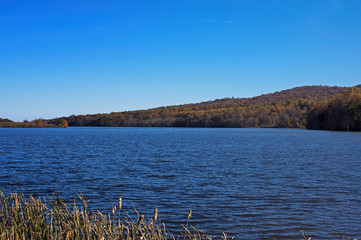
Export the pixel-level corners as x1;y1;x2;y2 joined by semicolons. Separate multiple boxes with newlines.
0;119;68;128
48;85;361;130
4;85;360;130
307;87;361;131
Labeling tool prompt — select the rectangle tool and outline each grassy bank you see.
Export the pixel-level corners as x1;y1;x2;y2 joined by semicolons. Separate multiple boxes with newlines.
0;191;230;240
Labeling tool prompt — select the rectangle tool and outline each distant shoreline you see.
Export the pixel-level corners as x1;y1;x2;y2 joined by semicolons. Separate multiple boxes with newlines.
0;119;67;128
4;85;361;131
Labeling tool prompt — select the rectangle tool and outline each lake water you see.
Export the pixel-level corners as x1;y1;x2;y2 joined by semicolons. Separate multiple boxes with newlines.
1;127;361;239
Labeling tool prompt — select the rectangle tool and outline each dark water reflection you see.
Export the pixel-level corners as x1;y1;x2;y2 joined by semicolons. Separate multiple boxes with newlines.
1;127;361;239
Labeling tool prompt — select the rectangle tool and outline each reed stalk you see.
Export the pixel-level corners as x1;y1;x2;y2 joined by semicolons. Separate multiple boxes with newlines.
0;190;230;240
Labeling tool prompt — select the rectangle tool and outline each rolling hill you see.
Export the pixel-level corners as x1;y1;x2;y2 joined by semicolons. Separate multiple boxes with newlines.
48;85;360;129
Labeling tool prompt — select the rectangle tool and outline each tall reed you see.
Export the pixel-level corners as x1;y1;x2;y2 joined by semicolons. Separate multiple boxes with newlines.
0;190;231;240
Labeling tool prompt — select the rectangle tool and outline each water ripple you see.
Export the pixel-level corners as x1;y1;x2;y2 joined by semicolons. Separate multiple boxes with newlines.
1;128;361;239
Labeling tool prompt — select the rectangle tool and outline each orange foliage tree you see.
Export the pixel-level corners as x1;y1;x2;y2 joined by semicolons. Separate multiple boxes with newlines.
60;119;68;128
37;119;44;128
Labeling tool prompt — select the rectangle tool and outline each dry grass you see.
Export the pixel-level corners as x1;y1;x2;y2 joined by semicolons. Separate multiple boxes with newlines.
0;190;231;240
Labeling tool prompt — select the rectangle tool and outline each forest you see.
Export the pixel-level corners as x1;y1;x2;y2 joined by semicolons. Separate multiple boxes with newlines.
46;85;361;131
307;87;361;131
0;118;68;128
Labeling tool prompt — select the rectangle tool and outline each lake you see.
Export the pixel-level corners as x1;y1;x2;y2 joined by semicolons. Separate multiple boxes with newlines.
1;127;361;239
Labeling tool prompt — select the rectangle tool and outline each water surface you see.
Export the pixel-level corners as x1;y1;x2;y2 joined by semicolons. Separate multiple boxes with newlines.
1;127;361;239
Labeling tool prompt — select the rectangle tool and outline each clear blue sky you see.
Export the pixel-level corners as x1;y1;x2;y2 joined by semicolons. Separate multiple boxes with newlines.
1;0;361;121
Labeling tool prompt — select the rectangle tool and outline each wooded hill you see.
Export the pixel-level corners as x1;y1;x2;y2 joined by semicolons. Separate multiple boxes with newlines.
47;85;361;130
307;87;361;131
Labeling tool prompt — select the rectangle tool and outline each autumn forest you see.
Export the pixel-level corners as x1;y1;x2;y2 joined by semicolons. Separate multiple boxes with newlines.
38;84;361;131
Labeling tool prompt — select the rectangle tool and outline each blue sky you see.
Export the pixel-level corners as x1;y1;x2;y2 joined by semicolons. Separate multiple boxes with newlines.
1;0;361;121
